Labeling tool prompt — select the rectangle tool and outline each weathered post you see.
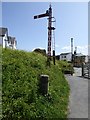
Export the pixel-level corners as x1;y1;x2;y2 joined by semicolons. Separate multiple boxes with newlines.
53;50;55;65
82;62;84;77
39;75;49;95
88;62;90;79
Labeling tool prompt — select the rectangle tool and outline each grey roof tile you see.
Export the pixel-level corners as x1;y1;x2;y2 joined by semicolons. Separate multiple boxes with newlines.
0;27;8;36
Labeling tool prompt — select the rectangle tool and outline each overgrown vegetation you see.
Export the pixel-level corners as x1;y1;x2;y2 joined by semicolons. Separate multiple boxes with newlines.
33;48;46;56
0;45;2;120
2;48;70;119
57;60;74;74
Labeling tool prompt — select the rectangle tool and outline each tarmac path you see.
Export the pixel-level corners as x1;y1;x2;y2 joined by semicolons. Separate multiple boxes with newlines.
65;68;88;118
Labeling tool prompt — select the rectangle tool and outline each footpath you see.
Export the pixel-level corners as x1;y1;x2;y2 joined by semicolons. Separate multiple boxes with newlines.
65;67;88;118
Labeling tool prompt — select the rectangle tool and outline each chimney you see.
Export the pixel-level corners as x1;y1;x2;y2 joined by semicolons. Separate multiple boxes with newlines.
71;38;73;54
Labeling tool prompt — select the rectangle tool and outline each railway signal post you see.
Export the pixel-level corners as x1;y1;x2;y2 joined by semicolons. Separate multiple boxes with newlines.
34;4;56;65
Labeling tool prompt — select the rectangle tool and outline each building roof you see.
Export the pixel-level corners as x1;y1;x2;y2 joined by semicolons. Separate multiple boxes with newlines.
60;52;71;56
75;53;86;57
0;27;8;36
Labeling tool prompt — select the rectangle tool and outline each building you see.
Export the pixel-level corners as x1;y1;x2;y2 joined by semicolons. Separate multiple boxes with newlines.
60;52;72;62
85;55;89;63
8;36;17;49
0;27;8;48
59;52;86;67
73;53;86;67
0;27;17;49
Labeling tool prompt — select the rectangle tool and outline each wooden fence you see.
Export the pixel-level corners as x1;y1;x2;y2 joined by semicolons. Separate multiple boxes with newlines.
82;62;90;79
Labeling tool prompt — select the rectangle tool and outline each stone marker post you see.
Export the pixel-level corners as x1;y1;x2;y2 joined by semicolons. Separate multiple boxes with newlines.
39;75;49;95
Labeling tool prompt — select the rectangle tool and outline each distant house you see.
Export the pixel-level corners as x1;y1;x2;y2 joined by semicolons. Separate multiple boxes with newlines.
73;53;86;67
59;52;86;67
8;36;17;49
60;52;72;62
0;27;8;48
0;27;17;49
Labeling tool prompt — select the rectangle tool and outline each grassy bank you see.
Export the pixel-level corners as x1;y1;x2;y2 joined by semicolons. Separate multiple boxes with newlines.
0;45;2;120
2;48;70;119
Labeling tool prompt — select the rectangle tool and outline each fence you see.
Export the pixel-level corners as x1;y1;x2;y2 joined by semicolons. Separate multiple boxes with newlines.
82;62;90;79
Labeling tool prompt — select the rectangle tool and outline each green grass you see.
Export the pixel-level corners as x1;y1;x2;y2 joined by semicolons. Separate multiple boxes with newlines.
0;45;2;120
2;48;70;119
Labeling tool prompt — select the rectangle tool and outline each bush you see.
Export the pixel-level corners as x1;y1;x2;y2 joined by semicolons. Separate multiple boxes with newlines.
57;60;74;74
33;48;46;56
2;48;70;119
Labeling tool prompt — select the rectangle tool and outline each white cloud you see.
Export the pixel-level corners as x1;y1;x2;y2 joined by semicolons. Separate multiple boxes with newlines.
77;45;88;50
61;45;88;55
61;46;70;51
77;45;88;55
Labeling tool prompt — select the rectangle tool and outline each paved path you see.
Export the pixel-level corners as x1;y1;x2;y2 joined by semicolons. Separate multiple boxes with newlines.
73;67;82;76
65;69;88;118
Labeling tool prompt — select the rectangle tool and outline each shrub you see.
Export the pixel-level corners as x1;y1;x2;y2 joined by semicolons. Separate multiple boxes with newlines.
57;60;74;74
